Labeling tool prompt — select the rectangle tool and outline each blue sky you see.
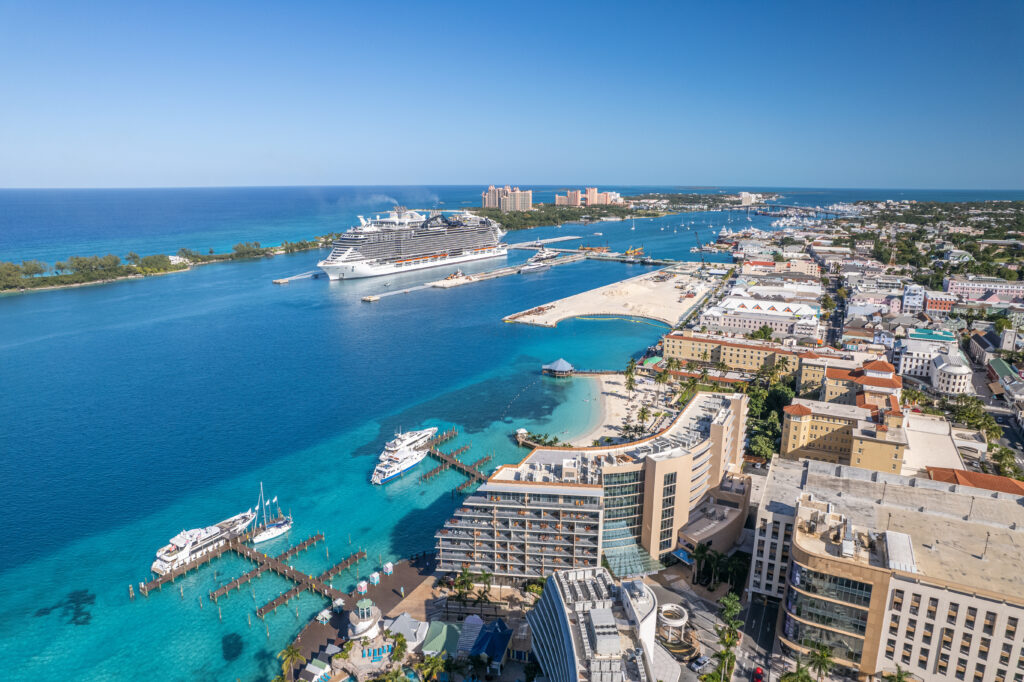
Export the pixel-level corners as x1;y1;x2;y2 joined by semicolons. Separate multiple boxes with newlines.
0;0;1021;189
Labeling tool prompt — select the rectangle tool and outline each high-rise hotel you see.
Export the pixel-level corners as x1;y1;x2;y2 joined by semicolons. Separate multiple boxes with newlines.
435;392;748;580
481;185;533;212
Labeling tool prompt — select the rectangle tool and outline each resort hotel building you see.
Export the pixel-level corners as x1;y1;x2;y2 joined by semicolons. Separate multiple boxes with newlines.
698;297;822;341
435;392;748;580
527;567;673;682
481;185;533;212
749;459;1024;681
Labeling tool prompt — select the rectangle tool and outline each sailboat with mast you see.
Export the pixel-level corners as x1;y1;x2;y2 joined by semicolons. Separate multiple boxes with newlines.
252;482;292;544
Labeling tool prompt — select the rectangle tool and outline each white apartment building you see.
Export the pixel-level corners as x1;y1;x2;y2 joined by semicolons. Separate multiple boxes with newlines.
699;297;821;340
902;285;926;314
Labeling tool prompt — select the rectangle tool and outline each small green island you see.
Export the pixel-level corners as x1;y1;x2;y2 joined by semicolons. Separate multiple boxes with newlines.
0;235;342;293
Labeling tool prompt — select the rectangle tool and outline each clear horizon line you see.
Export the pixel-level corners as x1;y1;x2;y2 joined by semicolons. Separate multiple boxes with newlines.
1;183;1023;192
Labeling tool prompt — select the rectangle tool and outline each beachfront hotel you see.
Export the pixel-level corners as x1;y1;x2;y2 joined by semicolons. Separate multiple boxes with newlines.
481;185;533;212
434;392;748;580
749;459;1024;681
553;187;624;206
527;567;670;682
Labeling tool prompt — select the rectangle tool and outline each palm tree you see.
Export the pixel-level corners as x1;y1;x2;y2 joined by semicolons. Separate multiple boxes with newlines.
808;644;834;682
690;543;710;582
624;372;637;399
468;653;488;679
699;366;710;386
277;644;305;682
700;348;710;363
726;554;747;591
454;567;474;599
416;655;446;681
637;404;651;432
655;370;670;401
372;670;406;682
708;550;725;586
777;355;791;376
666;357;682;372
712;646;736;679
883;663;913;682
780;660;814;682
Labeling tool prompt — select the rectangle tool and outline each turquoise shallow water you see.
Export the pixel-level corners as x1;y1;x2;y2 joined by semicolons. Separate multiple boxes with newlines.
4;186;1021;681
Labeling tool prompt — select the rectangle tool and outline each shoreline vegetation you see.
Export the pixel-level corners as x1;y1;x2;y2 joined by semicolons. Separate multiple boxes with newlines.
0;234;342;294
475;203;663;230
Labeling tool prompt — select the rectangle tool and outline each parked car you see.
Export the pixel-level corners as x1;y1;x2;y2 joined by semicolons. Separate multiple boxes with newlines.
752;667;764;682
689;655;711;672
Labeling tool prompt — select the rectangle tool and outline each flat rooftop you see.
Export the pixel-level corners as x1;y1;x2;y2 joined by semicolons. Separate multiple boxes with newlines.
901;413;966;477
491;393;737;486
767;459;1024;601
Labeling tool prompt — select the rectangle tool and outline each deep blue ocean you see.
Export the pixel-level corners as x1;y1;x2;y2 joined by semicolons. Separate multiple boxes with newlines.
2;186;1022;681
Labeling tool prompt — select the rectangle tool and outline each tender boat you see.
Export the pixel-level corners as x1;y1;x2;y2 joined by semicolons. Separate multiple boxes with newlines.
252;482;292;544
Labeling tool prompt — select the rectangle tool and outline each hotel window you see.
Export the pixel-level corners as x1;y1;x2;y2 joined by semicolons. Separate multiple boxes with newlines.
886;639;896;659
957;658;968;681
910;594;921;615
985;612;997;636
928;598;938;620
962;633;973;654
907;618;917;638
976;664;986;681
967;607;977;630
949;604;960;625
980;638;991;660
892;590;905;611
902;643;913;664
1007;617;1018;640
1002;643;1012;665
923;624;933;644
919;648;930;669
890;616;901;635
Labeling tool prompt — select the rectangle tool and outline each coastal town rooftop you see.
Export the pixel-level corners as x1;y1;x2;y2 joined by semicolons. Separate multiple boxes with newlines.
490;393;735;487
767;460;1024;599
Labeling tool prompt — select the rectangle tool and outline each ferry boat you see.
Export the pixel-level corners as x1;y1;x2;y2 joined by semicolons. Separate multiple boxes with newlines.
150;509;256;576
252;482;292;544
318;208;506;280
371;427;438;484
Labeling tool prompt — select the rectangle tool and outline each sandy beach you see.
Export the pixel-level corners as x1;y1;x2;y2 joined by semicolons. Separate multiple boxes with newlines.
503;266;718;328
569;373;678;446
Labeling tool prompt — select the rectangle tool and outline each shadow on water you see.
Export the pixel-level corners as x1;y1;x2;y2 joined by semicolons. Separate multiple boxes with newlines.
222;632;244;661
33;589;96;625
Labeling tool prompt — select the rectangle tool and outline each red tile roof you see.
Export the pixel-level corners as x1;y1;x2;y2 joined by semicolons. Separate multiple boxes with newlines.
825;366;903;389
927;467;1024;495
783;404;813;416
862;359;896;373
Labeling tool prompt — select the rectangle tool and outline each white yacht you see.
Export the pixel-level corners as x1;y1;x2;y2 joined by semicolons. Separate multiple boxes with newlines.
252;482;292;544
371;427;438;484
150;509;256;576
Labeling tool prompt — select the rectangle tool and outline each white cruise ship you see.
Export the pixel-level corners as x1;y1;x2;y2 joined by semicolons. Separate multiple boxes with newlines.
371;427;438;484
317;208;506;280
150;509;256;576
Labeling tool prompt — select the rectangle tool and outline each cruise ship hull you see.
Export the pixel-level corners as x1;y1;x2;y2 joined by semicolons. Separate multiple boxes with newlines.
319;247;507;280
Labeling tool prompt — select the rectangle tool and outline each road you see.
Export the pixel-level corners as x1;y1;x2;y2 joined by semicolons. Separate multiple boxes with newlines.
737;597;779;681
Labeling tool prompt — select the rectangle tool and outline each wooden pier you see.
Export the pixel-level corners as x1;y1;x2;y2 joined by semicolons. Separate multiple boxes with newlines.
137;525;373;621
207;532;323;603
